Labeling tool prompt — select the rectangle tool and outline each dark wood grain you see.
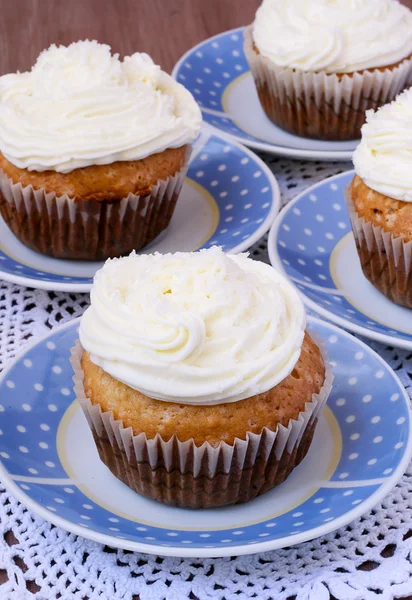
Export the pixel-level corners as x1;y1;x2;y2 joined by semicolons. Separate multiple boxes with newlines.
0;0;260;75
1;0;411;75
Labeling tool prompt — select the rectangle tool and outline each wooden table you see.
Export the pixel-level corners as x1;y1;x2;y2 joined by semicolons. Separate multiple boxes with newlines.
1;0;412;598
2;0;412;75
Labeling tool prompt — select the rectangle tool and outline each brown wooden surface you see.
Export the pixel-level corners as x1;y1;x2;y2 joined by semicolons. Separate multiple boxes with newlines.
0;0;260;75
1;0;411;76
2;0;412;597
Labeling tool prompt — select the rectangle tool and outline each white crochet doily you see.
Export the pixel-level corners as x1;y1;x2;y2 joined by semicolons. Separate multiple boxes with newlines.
1;156;412;600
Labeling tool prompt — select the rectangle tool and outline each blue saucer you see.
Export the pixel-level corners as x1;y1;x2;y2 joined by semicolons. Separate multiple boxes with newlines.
0;129;279;292
0;316;410;558
172;28;357;161
269;171;412;351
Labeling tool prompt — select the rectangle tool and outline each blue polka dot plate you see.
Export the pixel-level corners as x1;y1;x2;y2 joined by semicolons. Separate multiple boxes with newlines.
0;129;279;293
269;170;412;351
0;316;410;558
172;28;358;162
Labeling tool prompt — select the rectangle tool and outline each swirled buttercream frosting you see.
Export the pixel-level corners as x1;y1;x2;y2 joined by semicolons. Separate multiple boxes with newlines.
252;0;412;74
0;40;201;173
79;247;307;405
353;87;412;202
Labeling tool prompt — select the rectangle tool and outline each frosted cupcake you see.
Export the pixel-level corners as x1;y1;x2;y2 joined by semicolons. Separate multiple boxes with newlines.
348;88;412;308
0;41;201;260
71;247;332;509
244;0;412;141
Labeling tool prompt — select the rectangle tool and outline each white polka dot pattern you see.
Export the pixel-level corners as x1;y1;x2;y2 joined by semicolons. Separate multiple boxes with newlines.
272;170;412;349
0;310;409;579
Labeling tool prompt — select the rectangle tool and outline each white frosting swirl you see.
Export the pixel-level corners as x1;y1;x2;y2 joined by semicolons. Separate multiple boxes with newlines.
0;40;201;173
353;87;412;202
79;247;306;405
253;0;412;74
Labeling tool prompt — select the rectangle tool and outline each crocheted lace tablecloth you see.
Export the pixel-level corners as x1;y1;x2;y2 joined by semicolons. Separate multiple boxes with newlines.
0;154;412;600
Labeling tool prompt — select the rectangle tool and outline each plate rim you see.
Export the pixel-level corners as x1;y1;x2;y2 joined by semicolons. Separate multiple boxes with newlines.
172;26;357;162
268;170;412;352
0;315;411;558
0;127;280;294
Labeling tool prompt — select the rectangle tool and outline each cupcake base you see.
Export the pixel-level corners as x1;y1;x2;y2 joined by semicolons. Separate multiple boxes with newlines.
244;26;412;141
92;420;318;509
345;186;412;309
70;340;333;509
0;147;190;261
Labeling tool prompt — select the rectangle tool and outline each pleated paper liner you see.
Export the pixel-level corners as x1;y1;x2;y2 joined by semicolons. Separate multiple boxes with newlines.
70;339;333;509
244;26;412;141
0;147;191;261
345;186;412;309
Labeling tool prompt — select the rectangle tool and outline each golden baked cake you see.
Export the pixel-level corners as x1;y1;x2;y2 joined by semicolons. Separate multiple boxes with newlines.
0;147;187;201
350;175;412;242
81;332;325;446
349;88;412;308
0;41;201;260
244;0;412;141
72;247;332;509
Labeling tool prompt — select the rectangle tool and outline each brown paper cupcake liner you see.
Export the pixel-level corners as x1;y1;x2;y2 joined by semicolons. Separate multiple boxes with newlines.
70;338;333;509
244;26;412;141
345;187;412;309
0;147;191;261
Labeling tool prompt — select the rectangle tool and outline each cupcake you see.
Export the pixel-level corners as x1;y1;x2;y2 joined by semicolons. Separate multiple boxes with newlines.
348;88;412;309
244;0;412;141
71;247;333;509
0;41;201;260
